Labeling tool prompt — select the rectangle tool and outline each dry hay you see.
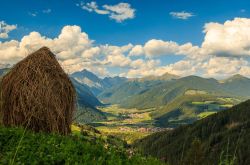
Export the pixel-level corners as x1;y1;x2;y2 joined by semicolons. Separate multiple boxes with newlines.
0;47;76;135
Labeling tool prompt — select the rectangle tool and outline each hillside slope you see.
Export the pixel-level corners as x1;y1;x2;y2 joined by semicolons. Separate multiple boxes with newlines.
100;75;250;109
71;78;106;123
134;100;250;165
220;74;250;97
131;72;179;82
103;76;128;87
71;78;102;107
0;126;161;164
99;75;249;127
153;92;241;127
98;80;162;105
99;76;232;109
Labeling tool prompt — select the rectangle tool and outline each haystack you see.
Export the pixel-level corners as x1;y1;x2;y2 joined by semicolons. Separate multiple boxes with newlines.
0;47;76;135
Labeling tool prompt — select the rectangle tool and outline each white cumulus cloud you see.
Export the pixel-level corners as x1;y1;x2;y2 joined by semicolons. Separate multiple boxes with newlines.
2;18;250;78
103;3;135;23
170;11;194;20
129;39;200;58
202;18;250;57
77;1;135;23
0;21;17;39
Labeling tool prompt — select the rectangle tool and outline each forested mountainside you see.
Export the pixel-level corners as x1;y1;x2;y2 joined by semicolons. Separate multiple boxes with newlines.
70;78;106;123
134;99;250;165
71;78;102;107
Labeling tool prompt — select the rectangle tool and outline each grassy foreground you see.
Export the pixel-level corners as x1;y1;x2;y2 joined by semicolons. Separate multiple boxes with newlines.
0;126;162;165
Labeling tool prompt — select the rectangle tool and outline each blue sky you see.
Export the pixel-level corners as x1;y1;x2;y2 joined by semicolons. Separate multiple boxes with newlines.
1;0;250;78
1;0;249;45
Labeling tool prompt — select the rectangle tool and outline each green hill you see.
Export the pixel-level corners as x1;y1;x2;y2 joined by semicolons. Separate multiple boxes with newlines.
0;125;161;164
220;74;250;97
131;72;180;82
99;76;227;109
99;75;249;127
99;75;250;109
153;92;241;127
98;80;162;105
134;100;250;165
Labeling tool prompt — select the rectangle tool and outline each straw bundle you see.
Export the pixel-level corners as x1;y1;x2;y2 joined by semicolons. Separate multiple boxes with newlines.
0;47;76;135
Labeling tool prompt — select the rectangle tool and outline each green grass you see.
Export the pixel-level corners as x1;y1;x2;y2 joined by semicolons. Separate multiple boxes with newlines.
220;104;233;108
0;126;162;165
192;101;206;105
153;94;242;127
218;97;240;103
198;111;217;118
184;89;207;95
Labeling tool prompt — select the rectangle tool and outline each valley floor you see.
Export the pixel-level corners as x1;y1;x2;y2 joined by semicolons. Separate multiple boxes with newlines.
91;105;171;144
89;96;240;144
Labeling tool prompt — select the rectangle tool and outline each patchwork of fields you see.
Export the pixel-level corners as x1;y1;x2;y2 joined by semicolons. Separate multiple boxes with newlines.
91;96;241;143
92;105;168;144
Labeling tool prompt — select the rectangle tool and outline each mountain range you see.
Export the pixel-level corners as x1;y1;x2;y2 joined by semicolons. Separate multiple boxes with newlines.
71;69;127;96
99;75;250;107
2;67;250;127
130;72;180;82
98;74;250;127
